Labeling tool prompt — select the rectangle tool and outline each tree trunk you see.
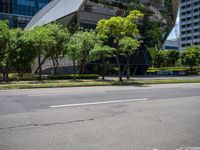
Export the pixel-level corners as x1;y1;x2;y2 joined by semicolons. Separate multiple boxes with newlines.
38;50;42;81
3;66;9;82
2;66;9;82
82;65;86;74
5;71;9;83
2;68;6;81
102;56;105;81
116;48;123;82
34;57;47;74
52;58;56;75
126;55;130;80
133;65;138;75
190;66;193;73
80;61;86;74
122;64;127;76
52;57;59;75
55;58;59;75
73;58;76;80
79;60;85;74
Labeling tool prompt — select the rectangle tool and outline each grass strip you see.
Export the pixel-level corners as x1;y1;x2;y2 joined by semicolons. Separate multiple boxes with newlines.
1;78;200;89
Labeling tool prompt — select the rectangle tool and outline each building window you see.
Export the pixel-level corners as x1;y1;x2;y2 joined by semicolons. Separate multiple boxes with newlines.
193;15;199;19
182;31;186;34
187;43;191;46
194;22;199;26
194;36;199;39
182;37;186;41
182;44;186;47
194;29;199;33
187;30;191;33
186;24;191;27
182;25;186;28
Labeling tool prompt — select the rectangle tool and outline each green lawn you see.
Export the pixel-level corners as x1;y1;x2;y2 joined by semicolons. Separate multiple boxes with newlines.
1;78;200;89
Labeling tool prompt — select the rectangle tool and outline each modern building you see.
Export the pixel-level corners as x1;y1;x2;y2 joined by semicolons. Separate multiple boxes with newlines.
0;0;52;28
180;0;200;50
26;0;180;75
27;0;180;29
163;38;180;50
26;0;126;29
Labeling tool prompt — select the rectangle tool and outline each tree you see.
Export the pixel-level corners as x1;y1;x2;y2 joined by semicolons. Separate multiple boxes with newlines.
165;50;180;66
90;44;115;80
66;30;96;75
1;22;36;81
154;50;166;68
25;26;53;80
10;28;37;78
78;30;96;74
119;37;141;79
96;10;143;81
65;32;82;80
182;46;200;72
44;23;70;75
0;20;10;81
148;47;157;67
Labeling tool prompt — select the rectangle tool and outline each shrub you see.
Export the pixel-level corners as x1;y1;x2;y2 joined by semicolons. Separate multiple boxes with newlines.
48;74;99;80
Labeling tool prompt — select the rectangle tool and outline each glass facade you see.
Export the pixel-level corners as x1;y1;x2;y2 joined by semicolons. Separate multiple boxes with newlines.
0;0;51;28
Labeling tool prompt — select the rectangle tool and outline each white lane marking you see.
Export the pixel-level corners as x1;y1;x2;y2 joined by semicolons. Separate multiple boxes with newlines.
27;91;106;97
50;98;148;108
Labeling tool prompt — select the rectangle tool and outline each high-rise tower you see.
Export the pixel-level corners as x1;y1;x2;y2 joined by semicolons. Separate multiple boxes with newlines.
180;0;200;50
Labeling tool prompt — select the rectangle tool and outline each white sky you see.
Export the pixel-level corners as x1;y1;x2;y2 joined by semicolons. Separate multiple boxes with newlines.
167;12;180;40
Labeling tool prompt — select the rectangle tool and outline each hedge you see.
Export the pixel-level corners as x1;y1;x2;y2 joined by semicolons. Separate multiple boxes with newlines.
0;74;99;81
48;74;99;80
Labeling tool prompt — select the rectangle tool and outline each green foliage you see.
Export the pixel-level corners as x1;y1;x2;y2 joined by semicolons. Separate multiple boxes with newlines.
97;10;143;40
96;10;143;81
65;30;96;74
0;20;10;67
165;50;180;66
48;74;99;80
182;46;200;70
154;50;166;68
90;41;115;80
148;47;157;65
45;23;70;59
25;25;56;79
90;44;115;61
119;37;140;55
153;50;180;68
44;23;70;75
0;21;37;81
119;36;141;79
146;27;162;48
127;0;174;49
8;28;37;77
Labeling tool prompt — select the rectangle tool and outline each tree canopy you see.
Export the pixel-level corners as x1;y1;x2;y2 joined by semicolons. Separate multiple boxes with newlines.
96;10;143;81
182;46;200;71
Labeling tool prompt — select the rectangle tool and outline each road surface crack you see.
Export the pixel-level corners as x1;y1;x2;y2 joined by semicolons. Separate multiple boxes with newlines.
0;118;94;131
0;110;126;131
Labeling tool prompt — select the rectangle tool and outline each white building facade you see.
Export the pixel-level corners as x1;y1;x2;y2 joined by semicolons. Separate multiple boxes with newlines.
180;0;200;50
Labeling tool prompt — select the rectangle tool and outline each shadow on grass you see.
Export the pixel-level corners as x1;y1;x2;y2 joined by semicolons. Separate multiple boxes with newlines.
111;81;145;87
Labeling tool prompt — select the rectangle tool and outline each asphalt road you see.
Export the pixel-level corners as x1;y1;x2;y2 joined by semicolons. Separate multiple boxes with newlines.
0;83;200;150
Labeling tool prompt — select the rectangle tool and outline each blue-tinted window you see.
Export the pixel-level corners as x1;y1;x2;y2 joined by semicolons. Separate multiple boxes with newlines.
0;0;51;28
0;0;51;16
